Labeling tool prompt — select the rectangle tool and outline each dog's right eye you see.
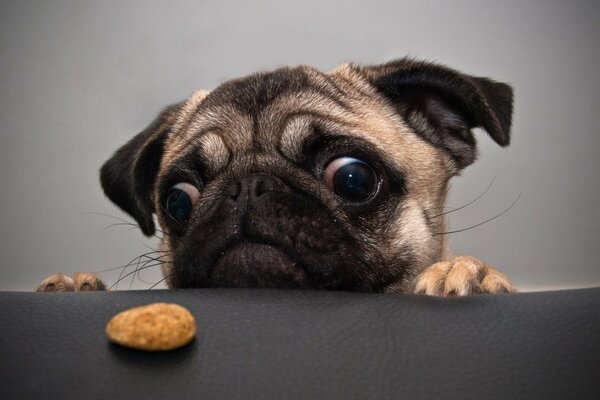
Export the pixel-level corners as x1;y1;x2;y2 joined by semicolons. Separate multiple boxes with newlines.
323;157;379;203
165;183;199;224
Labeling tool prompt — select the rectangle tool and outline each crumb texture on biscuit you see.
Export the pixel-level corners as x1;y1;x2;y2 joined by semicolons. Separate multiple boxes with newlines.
106;302;196;351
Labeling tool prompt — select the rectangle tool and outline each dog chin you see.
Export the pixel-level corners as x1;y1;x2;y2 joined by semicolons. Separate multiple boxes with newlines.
209;242;311;289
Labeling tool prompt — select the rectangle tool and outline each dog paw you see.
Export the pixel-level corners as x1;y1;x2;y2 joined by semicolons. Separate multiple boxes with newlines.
36;272;107;292
411;256;516;296
36;273;75;292
73;272;107;291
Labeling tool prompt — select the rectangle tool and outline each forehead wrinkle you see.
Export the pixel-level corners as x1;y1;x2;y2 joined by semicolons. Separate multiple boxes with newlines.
204;104;254;148
309;72;354;107
158;131;231;185
277;110;404;172
267;89;355;128
279;115;312;160
288;65;355;108
279;108;426;181
161;127;220;177
247;90;350;156
197;132;231;172
216;112;254;152
282;90;351;118
319;117;409;171
165;105;253;163
275;108;365;161
328;63;381;100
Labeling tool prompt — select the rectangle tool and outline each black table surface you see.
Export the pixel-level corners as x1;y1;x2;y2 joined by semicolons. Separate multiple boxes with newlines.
1;288;599;400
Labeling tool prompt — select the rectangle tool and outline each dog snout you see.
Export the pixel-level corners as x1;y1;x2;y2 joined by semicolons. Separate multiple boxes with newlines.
226;174;290;208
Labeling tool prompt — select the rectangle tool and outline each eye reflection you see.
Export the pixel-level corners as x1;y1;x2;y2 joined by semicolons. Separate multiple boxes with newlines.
323;157;378;202
165;182;199;224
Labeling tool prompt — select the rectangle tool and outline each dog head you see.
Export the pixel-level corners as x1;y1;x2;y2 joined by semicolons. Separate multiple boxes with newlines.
100;58;513;291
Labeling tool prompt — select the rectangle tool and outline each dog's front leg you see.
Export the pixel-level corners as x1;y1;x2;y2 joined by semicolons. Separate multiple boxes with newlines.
37;272;107;292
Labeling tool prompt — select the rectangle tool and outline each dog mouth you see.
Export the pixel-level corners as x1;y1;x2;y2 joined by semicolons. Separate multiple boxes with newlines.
209;242;310;288
170;187;371;290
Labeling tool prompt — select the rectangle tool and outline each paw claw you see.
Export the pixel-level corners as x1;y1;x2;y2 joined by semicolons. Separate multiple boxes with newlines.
411;256;515;297
73;272;107;291
36;273;75;292
37;272;107;292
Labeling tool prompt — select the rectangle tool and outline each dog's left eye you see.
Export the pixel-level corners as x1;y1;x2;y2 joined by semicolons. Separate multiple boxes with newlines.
165;183;199;224
323;157;379;202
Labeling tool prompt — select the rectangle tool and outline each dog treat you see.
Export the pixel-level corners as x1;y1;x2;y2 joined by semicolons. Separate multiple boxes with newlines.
106;303;196;351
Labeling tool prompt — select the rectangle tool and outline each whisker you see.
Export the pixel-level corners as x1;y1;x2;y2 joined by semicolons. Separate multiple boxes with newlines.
136;268;159;285
129;265;137;290
119;223;179;242
110;261;167;290
102;222;138;231
154;227;180;242
129;251;149;290
435;192;521;235
84;212;135;224
114;251;170;289
139;241;172;254
141;242;158;252
134;252;172;285
86;210;179;242
432;177;496;219
92;250;167;273
160;205;183;228
148;273;173;290
86;211;175;289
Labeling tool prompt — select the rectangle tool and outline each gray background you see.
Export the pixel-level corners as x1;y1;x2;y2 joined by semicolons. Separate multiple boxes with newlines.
1;0;598;291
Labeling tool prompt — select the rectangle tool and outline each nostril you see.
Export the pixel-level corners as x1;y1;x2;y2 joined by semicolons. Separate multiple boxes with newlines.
253;176;267;197
250;175;286;198
226;174;289;208
226;181;242;200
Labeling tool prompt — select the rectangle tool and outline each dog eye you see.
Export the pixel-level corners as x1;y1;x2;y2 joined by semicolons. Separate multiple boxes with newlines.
165;183;199;224
323;157;379;202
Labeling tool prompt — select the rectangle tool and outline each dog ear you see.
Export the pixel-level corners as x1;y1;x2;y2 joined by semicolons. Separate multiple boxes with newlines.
99;102;183;236
360;58;513;169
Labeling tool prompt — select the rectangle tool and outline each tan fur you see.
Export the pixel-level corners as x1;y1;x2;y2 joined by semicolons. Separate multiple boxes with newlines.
37;273;75;292
160;236;175;287
37;61;515;295
411;256;516;296
73;272;107;291
37;272;107;292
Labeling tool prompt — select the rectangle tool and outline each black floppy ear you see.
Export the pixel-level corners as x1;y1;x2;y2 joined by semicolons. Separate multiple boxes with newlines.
100;103;182;236
361;58;513;169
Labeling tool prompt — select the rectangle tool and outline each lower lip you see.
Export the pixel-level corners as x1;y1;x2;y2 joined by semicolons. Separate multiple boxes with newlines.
210;242;308;287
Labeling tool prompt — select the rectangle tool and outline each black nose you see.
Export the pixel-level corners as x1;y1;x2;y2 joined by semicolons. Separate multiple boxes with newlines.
226;174;289;207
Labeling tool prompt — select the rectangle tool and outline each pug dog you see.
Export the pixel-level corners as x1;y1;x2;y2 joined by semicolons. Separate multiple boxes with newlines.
37;58;516;296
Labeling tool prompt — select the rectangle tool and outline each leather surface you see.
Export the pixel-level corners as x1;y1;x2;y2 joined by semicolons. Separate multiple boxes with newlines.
0;288;599;400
